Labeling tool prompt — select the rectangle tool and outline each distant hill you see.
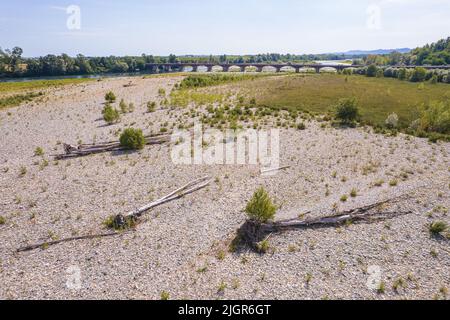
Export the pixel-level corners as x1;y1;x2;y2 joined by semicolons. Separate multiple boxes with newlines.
337;48;411;56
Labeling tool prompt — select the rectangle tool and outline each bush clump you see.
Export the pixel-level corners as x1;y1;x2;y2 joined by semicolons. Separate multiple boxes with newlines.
419;101;450;134
429;221;448;235
245;187;277;223
0;216;5;225
410;67;427;82
105;91;116;103
385;113;399;129
366;64;378;77
102;104;120;124
34;147;44;156
119;128;145;150
334;98;360;125
147;101;157;113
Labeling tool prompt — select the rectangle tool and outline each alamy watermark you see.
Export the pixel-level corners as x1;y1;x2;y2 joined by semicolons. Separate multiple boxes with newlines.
66;5;81;30
366;265;382;291
66;265;82;290
170;122;280;174
366;4;382;30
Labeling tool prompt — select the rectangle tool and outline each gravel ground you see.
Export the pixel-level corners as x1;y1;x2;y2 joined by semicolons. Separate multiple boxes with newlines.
0;75;449;300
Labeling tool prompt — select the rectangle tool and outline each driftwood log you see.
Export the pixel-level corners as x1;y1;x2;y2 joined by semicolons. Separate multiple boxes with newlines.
16;177;211;252
55;133;174;160
112;176;212;228
234;197;414;251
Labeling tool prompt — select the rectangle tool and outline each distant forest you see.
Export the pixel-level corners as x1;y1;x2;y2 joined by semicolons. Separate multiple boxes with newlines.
1;37;449;78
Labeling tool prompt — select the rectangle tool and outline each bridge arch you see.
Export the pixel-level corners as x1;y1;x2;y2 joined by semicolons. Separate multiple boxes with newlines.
195;65;209;73
244;66;260;72
227;65;244;72
182;65;194;72
298;67;316;74
319;67;338;73
280;66;296;73
261;66;277;73
211;65;224;72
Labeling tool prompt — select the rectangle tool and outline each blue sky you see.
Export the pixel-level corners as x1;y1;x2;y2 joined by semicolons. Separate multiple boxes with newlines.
1;0;450;57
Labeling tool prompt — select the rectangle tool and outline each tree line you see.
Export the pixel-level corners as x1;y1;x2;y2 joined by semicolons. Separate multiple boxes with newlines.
1;37;449;78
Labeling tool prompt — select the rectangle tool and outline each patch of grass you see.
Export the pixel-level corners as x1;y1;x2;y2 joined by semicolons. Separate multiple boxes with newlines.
254;74;450;129
350;188;358;197
160;291;170;300
0;92;44;109
19;166;27;177
389;179;398;187
0;216;5;225
34;147;44;156
256;239;270;253
178;73;273;90
429;221;448;235
377;281;386;294
103;215;137;231
217;281;227;294
0;78;94;94
147;101;157;113
340;195;348;202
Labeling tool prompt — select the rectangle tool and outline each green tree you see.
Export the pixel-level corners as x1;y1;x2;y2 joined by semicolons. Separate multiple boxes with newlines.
245;187;277;223
410;67;427;82
334;98;360;125
120;128;145;150
366;64;378;77
103;104;120;124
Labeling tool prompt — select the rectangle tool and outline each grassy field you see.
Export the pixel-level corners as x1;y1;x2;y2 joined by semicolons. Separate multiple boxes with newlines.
250;74;450;127
0;78;95;95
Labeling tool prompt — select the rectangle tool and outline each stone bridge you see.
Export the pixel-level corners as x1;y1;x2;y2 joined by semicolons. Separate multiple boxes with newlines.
145;63;450;74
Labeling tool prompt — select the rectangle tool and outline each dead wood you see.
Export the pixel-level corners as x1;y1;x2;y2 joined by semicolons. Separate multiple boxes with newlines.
16;232;121;253
112;176;212;228
55;133;175;160
233;196;414;251
16;177;211;252
261;166;291;174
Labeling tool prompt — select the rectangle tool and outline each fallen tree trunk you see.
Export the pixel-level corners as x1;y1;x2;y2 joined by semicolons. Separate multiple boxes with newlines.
16;232;121;253
55;133;174;160
16;177;211;252
234;197;414;251
112;176;212;228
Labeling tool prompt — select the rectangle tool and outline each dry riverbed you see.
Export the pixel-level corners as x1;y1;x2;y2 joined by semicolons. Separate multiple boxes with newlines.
0;75;449;300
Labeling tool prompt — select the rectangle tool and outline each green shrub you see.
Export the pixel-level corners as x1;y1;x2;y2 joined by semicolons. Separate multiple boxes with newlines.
105;91;116;103
397;68;407;80
160;291;170;300
366;64;378;77
119;99;129;113
334;98;360;125
410;67;427;82
147;101;157;113
297;122;306;130
429;221;448;235
419;101;450;134
119;128;145;150
245;187;277;223
103;105;120;124
34;147;44;156
0;216;5;225
103;215;137;230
